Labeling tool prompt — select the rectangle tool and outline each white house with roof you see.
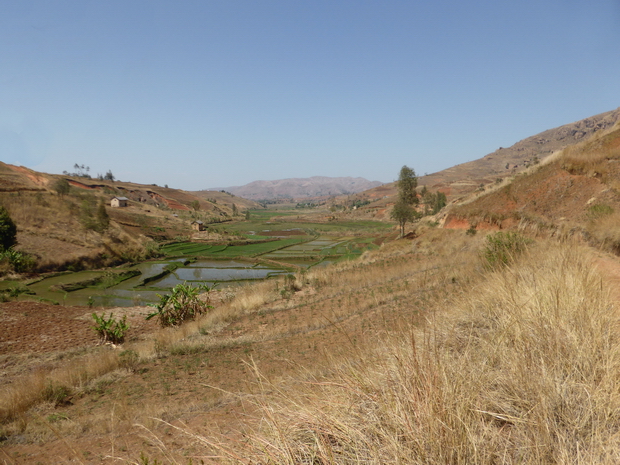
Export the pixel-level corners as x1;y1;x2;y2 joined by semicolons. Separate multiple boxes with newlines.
111;197;129;208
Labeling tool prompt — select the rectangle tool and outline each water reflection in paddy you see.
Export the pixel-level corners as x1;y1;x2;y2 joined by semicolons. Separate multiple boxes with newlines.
23;236;358;307
152;265;287;288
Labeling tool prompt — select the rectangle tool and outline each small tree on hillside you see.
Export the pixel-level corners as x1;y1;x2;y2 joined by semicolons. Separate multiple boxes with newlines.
391;165;419;237
0;205;17;252
397;165;418;205
52;178;71;198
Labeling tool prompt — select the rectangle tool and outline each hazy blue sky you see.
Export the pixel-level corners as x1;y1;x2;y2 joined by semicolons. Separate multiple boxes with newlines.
1;1;619;190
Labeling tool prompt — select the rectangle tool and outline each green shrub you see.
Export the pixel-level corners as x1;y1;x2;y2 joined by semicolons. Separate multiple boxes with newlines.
482;232;530;269
0;205;16;252
42;382;72;406
0;248;37;273
92;312;129;344
146;282;214;327
588;203;614;220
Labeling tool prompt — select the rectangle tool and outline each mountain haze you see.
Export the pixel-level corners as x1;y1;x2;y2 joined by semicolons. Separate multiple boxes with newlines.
210;176;383;200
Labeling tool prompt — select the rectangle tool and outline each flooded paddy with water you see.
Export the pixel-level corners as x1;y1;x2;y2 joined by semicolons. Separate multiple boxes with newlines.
8;234;373;307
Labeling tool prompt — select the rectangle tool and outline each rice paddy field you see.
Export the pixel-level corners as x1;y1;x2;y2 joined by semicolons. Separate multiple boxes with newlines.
3;215;392;307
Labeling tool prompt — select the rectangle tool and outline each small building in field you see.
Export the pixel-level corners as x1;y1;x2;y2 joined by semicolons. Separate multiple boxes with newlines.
111;197;129;208
191;220;205;231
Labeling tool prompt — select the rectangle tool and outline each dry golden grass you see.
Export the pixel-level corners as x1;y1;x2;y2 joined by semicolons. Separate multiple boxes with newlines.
0;190;156;271
210;241;620;464
585;210;620;255
560;123;620;182
0;192;79;237
6;228;620;464
0;349;119;425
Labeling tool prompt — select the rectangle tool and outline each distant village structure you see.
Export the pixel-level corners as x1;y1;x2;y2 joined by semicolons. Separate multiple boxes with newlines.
110;197;128;208
191;220;205;231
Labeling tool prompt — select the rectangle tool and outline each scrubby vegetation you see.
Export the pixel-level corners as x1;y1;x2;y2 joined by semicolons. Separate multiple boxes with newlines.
3;225;620;464
91;312;129;344
146;282;215;327
3;121;620;463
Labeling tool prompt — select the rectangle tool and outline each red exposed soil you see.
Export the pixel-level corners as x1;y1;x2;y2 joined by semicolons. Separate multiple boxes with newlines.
0;302;157;355
443;160;617;233
67;180;97;190
147;191;190;210
8;165;49;187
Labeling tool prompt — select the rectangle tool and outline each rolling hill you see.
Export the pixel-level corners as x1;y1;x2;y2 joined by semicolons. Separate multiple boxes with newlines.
3;107;620;462
340;107;620;216
210;176;383;200
0;163;262;270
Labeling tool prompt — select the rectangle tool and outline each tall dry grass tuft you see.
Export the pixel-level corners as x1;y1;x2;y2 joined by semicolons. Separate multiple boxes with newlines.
237;243;620;464
0;349;119;424
585;210;620;255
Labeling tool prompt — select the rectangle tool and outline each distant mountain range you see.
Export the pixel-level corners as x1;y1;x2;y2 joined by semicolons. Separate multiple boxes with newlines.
209;176;384;200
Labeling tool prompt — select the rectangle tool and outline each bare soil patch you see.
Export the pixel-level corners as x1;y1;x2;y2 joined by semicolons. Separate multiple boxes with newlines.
0;302;157;356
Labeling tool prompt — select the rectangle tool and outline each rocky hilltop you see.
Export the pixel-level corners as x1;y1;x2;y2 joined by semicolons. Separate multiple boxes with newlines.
210;176;383;200
418;107;620;197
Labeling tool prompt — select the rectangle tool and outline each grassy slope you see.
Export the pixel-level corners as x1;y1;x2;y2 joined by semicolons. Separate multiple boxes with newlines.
3;228;620;464
0;164;263;272
444;122;620;247
3;123;620;463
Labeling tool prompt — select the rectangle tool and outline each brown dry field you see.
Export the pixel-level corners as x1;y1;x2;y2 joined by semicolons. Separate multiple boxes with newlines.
3;241;620;464
0;239;451;464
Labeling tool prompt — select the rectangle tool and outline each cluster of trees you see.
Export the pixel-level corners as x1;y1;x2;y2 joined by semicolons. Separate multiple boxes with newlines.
391;165;448;237
295;202;318;209
351;199;371;209
420;186;447;216
62;164;115;181
63;163;91;178
0;205;17;252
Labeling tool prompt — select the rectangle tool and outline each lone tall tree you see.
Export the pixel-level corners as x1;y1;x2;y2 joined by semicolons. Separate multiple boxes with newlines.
391;165;419;237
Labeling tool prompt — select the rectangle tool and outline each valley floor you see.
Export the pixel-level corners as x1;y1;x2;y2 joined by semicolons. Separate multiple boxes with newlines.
2;229;620;464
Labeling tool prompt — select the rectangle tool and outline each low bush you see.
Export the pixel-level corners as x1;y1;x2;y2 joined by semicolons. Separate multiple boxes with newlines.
92;312;129;344
41;382;72;407
146;282;214;327
587;203;614;220
482;231;530;269
0;248;37;274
